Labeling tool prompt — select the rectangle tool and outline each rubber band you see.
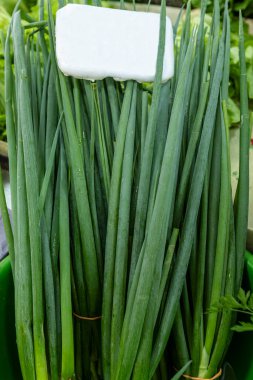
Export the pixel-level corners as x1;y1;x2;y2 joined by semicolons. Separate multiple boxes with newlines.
73;312;102;321
182;368;222;380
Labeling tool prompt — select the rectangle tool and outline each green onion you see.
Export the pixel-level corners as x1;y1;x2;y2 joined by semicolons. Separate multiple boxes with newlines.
0;1;249;379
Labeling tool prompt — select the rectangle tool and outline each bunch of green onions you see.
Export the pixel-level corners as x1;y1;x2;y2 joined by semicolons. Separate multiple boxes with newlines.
0;0;249;379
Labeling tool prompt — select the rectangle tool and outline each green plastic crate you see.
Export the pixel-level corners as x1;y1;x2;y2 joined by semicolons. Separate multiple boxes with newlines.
0;253;253;379
0;257;21;379
225;251;253;380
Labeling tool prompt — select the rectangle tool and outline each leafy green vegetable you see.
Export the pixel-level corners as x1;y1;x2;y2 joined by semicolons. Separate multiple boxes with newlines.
214;289;253;332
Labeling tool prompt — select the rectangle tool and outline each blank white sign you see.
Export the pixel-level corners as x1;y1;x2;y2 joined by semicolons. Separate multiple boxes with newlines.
56;4;174;83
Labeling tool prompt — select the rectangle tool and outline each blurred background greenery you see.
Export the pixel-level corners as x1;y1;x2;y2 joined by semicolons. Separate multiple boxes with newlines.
190;0;253;18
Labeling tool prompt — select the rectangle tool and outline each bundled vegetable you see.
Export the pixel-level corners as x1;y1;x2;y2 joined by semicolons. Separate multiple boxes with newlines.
170;2;250;378
176;2;253;126
0;0;249;379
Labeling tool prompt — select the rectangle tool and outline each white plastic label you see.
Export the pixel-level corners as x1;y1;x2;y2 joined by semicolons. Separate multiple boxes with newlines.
56;4;174;83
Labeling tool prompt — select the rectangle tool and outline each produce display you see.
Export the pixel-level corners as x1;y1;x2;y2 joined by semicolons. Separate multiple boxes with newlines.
0;1;250;380
178;2;253;126
0;0;252;140
0;0;59;140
